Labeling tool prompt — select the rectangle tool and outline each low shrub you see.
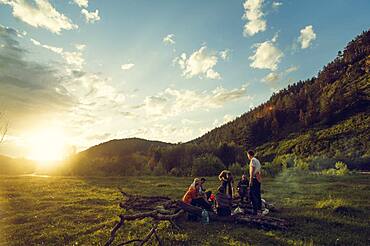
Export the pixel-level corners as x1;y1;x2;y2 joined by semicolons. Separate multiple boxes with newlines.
228;162;244;176
262;162;282;177
321;161;349;176
191;154;225;176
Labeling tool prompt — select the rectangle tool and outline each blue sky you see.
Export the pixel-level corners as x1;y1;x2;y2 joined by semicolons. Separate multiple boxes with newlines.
0;0;369;159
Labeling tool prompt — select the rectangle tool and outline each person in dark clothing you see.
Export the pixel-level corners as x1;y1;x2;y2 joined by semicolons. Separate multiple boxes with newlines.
191;197;212;211
218;170;234;197
237;174;249;203
199;177;212;200
247;150;262;215
215;186;232;216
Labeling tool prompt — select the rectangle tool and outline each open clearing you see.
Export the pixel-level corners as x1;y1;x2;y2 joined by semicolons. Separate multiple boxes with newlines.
0;171;369;245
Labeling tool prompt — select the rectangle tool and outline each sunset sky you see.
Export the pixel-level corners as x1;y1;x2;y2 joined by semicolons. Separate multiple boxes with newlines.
0;0;369;159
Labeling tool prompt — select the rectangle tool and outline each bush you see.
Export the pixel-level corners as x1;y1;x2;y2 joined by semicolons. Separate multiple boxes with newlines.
321;161;349;176
307;157;337;170
228;162;244;176
262;162;282;177
272;154;295;169
294;158;309;171
169;167;182;177
335;161;349;175
153;162;167;176
191;154;225;176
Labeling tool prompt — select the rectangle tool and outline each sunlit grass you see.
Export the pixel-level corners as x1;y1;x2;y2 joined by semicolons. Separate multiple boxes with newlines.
0;171;369;245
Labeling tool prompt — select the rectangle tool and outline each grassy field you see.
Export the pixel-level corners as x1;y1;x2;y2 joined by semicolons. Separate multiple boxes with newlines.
0;171;369;246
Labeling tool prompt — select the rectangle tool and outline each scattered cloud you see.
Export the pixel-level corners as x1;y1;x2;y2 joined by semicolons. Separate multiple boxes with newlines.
242;0;266;37
75;44;86;51
30;38;85;70
139;85;250;118
272;1;282;9
200;114;236;136
285;66;299;73
298;25;316;49
121;63;135;70
0;0;78;34
249;35;283;71
219;49;231;61
81;9;100;23
30;38;63;54
262;72;279;83
174;46;221;80
116;123;195;143
163;34;175;45
73;0;88;8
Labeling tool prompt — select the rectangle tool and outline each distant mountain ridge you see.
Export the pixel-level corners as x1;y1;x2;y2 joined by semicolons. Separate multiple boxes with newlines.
79;137;172;157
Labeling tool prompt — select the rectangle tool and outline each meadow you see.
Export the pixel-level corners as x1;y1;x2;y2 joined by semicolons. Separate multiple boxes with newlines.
0;170;369;246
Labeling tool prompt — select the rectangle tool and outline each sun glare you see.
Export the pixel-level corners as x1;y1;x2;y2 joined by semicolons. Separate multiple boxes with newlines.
27;127;68;162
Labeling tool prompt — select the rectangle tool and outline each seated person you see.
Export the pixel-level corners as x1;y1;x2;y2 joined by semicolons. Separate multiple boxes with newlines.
199;177;212;200
183;180;211;211
237;174;249;203
215;186;232;216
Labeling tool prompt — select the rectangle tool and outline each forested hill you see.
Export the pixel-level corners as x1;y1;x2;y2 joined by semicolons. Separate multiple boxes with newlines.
192;29;370;154
78;138;171;157
63;138;172;175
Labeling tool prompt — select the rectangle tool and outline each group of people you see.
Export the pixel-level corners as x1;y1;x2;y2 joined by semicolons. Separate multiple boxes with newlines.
182;150;263;217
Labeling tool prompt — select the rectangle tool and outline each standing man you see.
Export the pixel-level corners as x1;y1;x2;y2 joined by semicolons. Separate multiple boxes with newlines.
247;150;262;215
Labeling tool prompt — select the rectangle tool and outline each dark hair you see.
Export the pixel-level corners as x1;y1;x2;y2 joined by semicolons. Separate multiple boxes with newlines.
247;150;255;157
217;186;225;194
200;177;206;182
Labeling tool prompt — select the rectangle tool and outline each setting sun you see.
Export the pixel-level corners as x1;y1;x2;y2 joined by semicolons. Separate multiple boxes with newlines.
27;127;68;162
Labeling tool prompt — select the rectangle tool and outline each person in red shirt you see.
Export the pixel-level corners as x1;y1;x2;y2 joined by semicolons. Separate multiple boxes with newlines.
182;179;211;210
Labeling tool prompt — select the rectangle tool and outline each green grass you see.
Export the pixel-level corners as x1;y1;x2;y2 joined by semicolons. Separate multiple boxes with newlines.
0;171;369;245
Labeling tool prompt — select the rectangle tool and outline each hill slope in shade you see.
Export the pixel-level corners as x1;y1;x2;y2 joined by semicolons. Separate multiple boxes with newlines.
192;29;370;159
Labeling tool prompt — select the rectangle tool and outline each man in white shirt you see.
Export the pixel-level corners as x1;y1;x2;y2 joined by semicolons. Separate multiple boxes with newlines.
247;150;262;215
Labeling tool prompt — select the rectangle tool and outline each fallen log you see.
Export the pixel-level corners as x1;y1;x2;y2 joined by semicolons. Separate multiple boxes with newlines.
106;190;288;245
177;201;288;230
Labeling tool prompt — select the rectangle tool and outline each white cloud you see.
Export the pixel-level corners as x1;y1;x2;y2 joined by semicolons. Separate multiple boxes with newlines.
200;114;236;136
121;63;135;70
116;123;195;144
285;66;298;73
163;34;175;45
262;72;279;83
139;85;250;118
30;38;85;70
30;38;63;54
73;0;88;8
174;46;221;80
62;51;85;70
242;0;266;37
0;0;78;34
249;36;283;71
298;25;316;49
219;49;231;61
272;1;282;9
75;44;86;51
81;9;100;23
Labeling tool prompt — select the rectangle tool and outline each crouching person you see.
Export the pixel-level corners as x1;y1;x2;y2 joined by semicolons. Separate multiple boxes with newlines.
182;180;211;211
215;186;232;216
237;174;249;203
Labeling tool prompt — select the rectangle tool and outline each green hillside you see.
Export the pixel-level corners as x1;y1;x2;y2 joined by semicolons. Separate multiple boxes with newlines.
63;138;172;176
193;30;370;154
